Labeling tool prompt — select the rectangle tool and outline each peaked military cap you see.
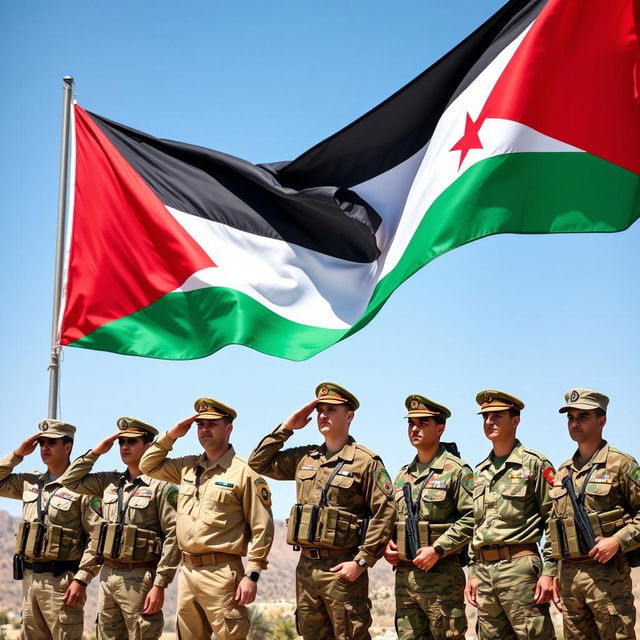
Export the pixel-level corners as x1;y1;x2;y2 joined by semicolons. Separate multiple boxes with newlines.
476;389;525;414
559;388;609;413
37;419;76;440
405;395;451;420
315;382;359;410
117;417;159;438
194;397;237;420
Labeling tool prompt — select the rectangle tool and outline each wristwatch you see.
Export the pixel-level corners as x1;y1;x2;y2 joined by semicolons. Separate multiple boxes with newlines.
433;544;445;557
356;558;368;568
247;571;260;583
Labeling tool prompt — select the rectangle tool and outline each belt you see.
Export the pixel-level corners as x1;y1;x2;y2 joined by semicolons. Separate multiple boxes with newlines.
300;547;357;560
181;551;240;567
104;558;158;570
23;559;81;575
475;543;539;562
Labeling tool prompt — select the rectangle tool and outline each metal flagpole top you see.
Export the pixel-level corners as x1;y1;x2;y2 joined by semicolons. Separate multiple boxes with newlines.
63;76;74;85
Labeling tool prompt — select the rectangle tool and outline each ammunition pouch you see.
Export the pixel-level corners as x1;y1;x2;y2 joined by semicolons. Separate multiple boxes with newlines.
102;523;160;562
21;521;79;561
286;504;363;549
396;521;452;562
549;508;628;559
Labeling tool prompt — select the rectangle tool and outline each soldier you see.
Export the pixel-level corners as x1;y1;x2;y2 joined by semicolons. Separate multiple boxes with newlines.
58;417;180;640
139;397;274;640
248;382;396;640
0;420;100;639
383;395;473;640
548;388;640;639
464;390;557;640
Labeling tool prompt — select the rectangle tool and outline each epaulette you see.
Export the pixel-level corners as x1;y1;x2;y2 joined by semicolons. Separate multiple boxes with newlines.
354;443;381;459
442;452;469;468
608;446;637;463
522;447;550;463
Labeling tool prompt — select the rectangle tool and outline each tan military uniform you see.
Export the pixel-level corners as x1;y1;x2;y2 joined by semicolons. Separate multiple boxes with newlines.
471;440;557;640
549;441;640;639
248;425;396;640
0;452;100;640
139;433;274;640
59;450;180;640
393;446;473;640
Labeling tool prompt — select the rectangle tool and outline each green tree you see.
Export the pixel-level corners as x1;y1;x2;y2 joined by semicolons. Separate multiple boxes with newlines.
266;617;298;640
248;606;272;640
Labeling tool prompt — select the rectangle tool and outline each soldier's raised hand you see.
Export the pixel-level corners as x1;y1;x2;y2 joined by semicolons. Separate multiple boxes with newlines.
13;434;42;458
91;432;120;455
283;400;318;431
168;414;199;440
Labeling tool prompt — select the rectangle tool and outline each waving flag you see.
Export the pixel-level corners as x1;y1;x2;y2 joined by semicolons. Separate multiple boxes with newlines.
61;0;640;361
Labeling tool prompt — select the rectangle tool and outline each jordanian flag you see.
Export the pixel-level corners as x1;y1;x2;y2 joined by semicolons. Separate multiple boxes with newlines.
60;0;640;361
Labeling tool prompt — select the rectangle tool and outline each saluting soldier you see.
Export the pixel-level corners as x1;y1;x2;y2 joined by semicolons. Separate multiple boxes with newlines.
0;420;100;640
58;417;180;640
248;382;396;640
548;388;640;639
464;390;557;640
384;395;473;640
139;397;274;640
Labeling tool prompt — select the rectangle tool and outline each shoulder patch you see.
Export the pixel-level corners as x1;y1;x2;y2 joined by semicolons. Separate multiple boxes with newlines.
165;485;179;509
90;496;103;517
543;466;557;487
628;464;640;487
375;468;394;498
254;477;272;507
461;472;474;494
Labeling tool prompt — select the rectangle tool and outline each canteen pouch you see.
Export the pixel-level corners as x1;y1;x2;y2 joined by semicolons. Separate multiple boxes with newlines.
24;521;47;559
286;504;303;546
14;521;30;556
562;517;586;557
41;524;78;560
103;523;124;560
296;504;319;545
88;522;108;556
547;518;566;559
13;554;24;580
117;525;159;562
315;507;360;549
397;522;409;562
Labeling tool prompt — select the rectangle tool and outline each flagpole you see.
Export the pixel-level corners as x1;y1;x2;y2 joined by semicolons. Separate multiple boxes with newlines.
48;75;74;419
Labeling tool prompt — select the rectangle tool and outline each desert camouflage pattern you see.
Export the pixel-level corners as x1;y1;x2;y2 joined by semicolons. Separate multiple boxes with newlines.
551;442;640;639
392;446;473;639
295;553;371;640
475;555;555;640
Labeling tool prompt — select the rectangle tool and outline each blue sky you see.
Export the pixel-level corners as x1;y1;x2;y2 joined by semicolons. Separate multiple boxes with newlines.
1;0;638;518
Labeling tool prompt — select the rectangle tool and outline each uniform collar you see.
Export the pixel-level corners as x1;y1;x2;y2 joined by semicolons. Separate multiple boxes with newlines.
197;445;236;471
310;436;356;463
407;445;448;477
570;440;609;471
478;439;523;471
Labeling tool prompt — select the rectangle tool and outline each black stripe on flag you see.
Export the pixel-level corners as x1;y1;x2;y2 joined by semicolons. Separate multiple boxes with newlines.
89;111;382;264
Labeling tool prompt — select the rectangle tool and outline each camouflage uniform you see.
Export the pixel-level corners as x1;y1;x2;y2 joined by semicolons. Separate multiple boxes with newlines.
549;441;640;639
0;452;100;640
59;450;180;640
393;446;474;640
140;434;274;640
248;426;396;640
471;440;557;640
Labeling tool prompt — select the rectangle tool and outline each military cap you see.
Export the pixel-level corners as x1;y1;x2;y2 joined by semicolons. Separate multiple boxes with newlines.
116;417;159;438
315;382;360;410
37;419;76;439
194;397;237;421
476;389;525;414
559;388;609;414
405;395;451;420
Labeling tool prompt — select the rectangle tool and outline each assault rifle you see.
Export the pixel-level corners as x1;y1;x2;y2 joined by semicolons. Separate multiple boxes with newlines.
402;483;420;560
562;474;596;553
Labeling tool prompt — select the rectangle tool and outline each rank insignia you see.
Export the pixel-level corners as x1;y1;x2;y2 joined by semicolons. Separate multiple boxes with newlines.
300;465;315;471
319;385;329;397
543;466;556;487
628;465;640;487
427;479;447;489
570;390;580;402
134;487;153;499
254;478;271;507
410;399;419;409
375;468;394;498
462;473;474;494
166;485;179;509
591;473;611;483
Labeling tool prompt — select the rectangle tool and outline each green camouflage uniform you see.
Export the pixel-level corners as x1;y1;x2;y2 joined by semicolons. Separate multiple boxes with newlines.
59;450;180;640
470;440;557;640
393;446;474;640
549;441;640;639
0;452;101;640
248;426;396;640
